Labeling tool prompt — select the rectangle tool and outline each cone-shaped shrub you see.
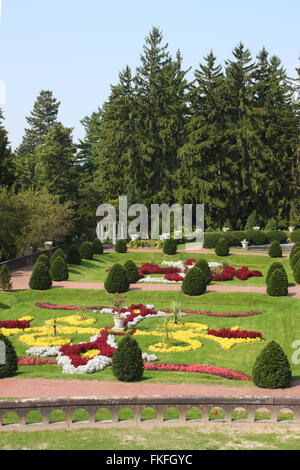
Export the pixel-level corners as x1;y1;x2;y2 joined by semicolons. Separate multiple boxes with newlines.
163;238;177;255
266;262;287;285
115;239;127;253
181;267;206;296
268;240;282;258
0;265;12;292
124;260;140;283
79;241;93;260
293;259;300;284
29;262;52;290
194;258;212;285
215;238;229;256
252;341;292;389
66;245;81;265
112;334;144;382
36;254;50;269
104;263;129;293
0;333;18;378
92;238;103;255
290;251;300;270
49;256;69;281
50;248;65;265
290;242;300;259
267;268;288;296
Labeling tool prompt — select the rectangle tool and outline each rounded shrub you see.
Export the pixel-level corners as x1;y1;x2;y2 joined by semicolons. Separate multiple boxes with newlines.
203;232;223;249
290;242;300;259
265;230;287;244
36;254;50;269
194;259;212;285
265;262;287;285
115;239;127;253
0;264;12;292
104;263;129;293
112;334;144;382
66;245;81;265
29;262;52;290
291;230;300;243
124;260;140;283
163;238;177;255
252;341;292;389
49;256;69;281
50;248;65;265
290;251;300;270
246;230;268;245
79;241;93;260
181;267;207;296
293;259;300;284
215;238;229;257
0;333;18;378
267;268;288;296
268;240;282;258
92;238;103;255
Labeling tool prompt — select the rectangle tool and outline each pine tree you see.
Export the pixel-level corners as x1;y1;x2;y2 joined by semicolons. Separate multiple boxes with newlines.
0;109;14;187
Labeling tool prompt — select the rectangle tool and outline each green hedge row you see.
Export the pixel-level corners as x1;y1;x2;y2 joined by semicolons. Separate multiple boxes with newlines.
203;230;288;248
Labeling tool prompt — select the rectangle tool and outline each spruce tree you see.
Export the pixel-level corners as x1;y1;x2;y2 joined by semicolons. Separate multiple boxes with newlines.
252;341;292;389
0;110;14;188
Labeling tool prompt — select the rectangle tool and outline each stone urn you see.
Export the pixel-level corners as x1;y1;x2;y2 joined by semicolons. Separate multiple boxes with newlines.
112;313;125;333
241;239;249;250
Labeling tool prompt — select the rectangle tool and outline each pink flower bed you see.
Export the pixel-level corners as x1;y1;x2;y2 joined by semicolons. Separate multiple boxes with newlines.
18;358;57;365
207;327;262;339
144;363;251;381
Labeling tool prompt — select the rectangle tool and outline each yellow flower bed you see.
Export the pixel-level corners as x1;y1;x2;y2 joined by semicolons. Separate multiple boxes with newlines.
45;315;96;326
0;328;27;337
81;349;101;359
19;332;70;347
18;316;34;322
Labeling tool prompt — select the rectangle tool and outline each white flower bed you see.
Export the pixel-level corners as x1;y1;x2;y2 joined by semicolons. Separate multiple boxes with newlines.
57;352;112;374
25;346;61;357
142;353;158;362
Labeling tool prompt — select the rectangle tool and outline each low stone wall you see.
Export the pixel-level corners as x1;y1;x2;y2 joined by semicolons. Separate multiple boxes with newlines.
248;243;294;251
0;395;299;432
0;245;68;271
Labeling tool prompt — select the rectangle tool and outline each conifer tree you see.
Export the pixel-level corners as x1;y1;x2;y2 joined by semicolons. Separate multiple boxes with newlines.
0;109;14;187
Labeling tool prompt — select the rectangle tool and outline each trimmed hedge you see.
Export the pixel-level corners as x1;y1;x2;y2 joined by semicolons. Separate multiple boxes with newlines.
50;248;65;265
291;230;300;243
0;265;12;292
181;267;207;296
265;230;287;244
36;254;50;269
0;333;18;378
252;341;292;389
112;335;144;382
246;230;268;245
66;245;81;265
265;262;287;285
267;269;288;296
215;238;229;257
163;238;177;255
290;251;300;270
123;260;140;284
115;239;127;253
268;240;282;258
194;259;212;285
80;241;93;260
290;242;300;258
29;262;52;290
92;238;103;255
49;256;69;281
104;263;129;293
293;259;300;284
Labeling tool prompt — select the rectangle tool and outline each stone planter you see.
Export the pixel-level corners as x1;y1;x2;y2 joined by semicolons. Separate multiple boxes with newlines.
112;314;125;333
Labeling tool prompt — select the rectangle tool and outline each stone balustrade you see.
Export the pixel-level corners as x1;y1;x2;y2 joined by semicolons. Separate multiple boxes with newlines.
0;395;300;432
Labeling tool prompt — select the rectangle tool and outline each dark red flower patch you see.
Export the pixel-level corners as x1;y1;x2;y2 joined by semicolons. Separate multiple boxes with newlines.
212;266;262;282
0;320;31;329
164;273;183;282
207;327;262;339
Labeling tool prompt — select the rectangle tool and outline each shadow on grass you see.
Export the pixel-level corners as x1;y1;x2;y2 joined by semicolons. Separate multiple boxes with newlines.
0;303;11;310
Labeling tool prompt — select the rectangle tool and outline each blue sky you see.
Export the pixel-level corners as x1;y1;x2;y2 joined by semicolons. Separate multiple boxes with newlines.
1;0;299;150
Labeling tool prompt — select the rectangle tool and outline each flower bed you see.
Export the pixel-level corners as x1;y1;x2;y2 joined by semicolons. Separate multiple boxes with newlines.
207;327;262;339
143;363;251;381
212;266;262;281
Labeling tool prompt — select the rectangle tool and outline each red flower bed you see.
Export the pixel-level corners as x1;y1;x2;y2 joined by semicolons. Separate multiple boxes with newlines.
0;320;31;329
207;327;262;339
138;263;179;277
122;304;157;327
164;273;183;282
18;357;57;365
186;259;197;265
144;363;251;381
212;266;262;281
178;309;262;317
35;302;111;311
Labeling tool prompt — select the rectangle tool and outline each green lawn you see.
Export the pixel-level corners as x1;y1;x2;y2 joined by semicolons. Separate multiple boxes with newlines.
1;287;300;386
67;251;295;287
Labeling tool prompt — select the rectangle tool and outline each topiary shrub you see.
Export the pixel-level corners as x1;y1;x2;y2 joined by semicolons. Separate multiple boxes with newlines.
203;232;223;249
181;267;206;296
267;268;288;296
124;260;140;283
194;259;212;285
112;334;144;382
49;256;69;281
0;265;12;292
290;251;300;270
265;262;287;285
291;230;300;243
252;341;292;389
290;242;300;259
0;333;18;378
79;241;93;260
215;238;229;257
163;238;177;255
50;248;65;265
265;230;287;244
29;262;52;290
104;263;129;293
92;238;103;255
268;240;282;258
66;245;81;265
115;239;127;253
36;254;50;269
293;259;300;284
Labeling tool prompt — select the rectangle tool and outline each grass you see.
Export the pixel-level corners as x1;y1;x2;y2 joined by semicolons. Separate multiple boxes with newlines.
1;287;300;385
67;251;296;287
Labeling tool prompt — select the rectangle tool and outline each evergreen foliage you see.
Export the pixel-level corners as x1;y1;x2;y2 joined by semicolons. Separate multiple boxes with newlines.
49;256;69;281
194;258;212;285
267;268;288;296
112;334;144;382
291;231;300;243
66;245;81;265
290;251;300;270
163;238;177;255
36;254;50;269
29;262;52;290
104;264;129;293
123;260;140;283
293;259;300;284
265;262;287;285
252;341;292;389
92;238;103;255
50;248;65;265
0;264;12;291
79;241;93;260
181;267;207;296
215;238;229;256
268;240;282;258
115;239;127;253
0;333;18;378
